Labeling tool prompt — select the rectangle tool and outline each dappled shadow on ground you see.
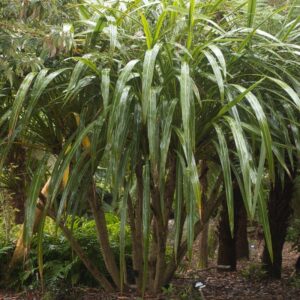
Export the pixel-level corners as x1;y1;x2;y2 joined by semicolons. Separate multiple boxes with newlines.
0;242;299;299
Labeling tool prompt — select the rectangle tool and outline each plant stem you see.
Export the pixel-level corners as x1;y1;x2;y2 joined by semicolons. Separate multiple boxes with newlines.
37;203;115;292
88;181;122;289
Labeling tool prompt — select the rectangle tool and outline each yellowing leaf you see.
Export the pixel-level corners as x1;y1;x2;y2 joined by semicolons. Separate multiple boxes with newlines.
62;164;70;188
73;112;91;150
82;136;91;149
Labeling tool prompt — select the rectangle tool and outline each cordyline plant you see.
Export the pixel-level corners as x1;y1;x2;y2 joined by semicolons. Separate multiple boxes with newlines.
1;0;300;295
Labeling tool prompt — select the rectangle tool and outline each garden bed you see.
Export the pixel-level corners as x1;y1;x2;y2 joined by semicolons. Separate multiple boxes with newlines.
1;242;299;299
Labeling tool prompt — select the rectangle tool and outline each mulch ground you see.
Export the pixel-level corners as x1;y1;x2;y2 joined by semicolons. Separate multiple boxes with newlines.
1;242;299;299
171;241;300;300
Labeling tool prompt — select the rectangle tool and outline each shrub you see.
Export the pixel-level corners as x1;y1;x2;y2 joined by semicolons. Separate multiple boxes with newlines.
0;215;132;292
241;263;267;281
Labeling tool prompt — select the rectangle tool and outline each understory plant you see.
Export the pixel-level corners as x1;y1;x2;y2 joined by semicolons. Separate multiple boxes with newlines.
0;216;131;291
1;0;300;296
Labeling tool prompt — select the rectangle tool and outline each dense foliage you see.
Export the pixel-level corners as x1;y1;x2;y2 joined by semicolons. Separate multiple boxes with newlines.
0;0;300;296
0;215;131;291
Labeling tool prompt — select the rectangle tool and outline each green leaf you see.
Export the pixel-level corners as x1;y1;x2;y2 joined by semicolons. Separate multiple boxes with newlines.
49;121;98;206
142;44;160;122
78;4;90;19
108;24;118;52
232;84;274;182
153;11;167;43
251;140;266;218
258;189;273;262
203;50;224;101
140;13;153;49
272;147;291;178
180;62;192;150
90;16;106;46
207;44;227;78
101;68;110;110
226;117;252;214
147;88;159;173
187;0;195;50
71;57;100;76
108;59;139;137
113;60;139;106
247;0;257;28
159;99;178;199
213;124;234;235
56;151;91;224
216;78;265;121
24;68;68;125
268;77;300;110
174;156;183;262
9;72;36;136
142;161;150;295
190;154;202;217
66;60;88;95
24;155;49;245
119;184;129;292
183;167;194;260
0;109;11;128
284;104;300;154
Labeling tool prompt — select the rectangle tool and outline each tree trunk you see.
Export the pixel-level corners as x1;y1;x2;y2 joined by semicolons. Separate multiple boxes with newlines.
198;221;209;269
133;163;145;290
7;145;27;224
9;179;50;270
217;197;237;271
217;187;247;270
163;175;223;285
88;181;121;289
262;172;294;278
151;155;176;294
127;193;142;286
198;160;209;269
235;198;249;260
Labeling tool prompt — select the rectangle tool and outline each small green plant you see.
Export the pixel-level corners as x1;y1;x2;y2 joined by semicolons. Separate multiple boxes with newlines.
178;285;193;299
288;274;300;289
286;218;300;251
162;283;174;296
241;263;267;281
0;191;20;245
0;243;15;282
208;223;218;259
0;214;132;292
